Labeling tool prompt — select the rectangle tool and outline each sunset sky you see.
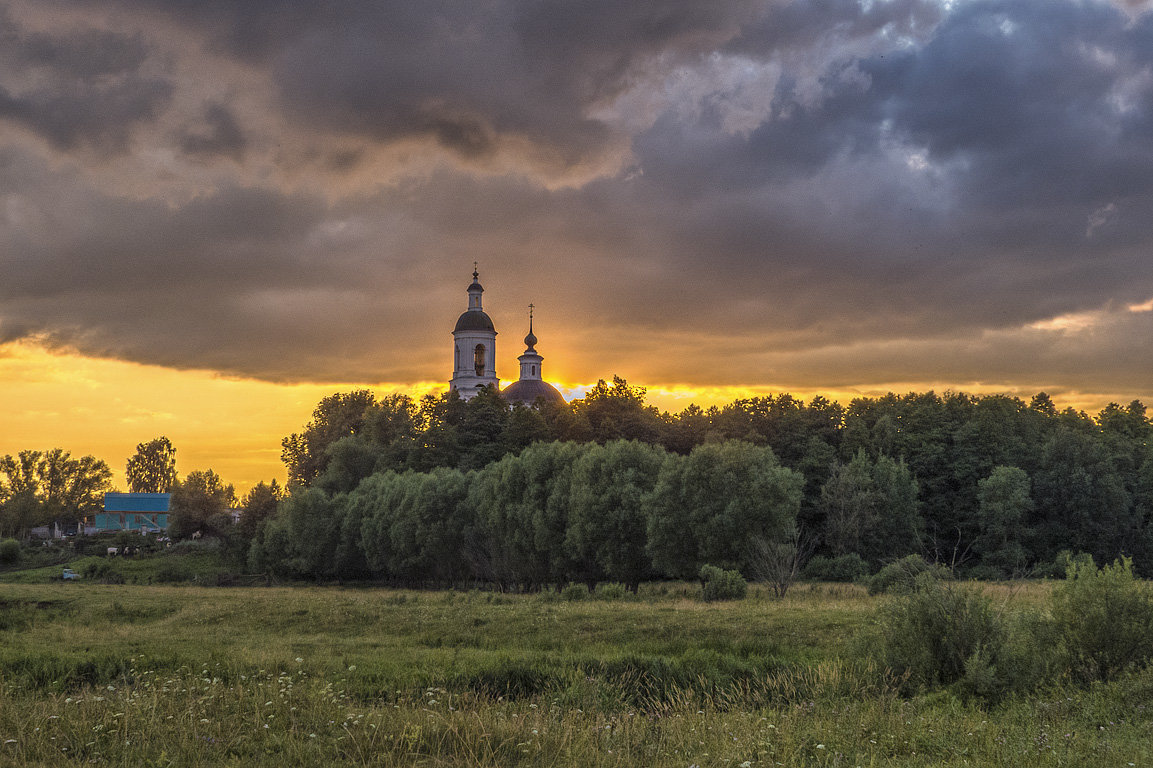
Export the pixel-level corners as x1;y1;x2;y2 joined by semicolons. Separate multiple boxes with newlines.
2;0;1152;491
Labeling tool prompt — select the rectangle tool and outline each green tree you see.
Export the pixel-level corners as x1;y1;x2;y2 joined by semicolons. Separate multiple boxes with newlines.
0;449;112;535
820;450;921;565
566;440;667;590
238;480;282;541
975;466;1033;575
1034;425;1133;563
646;441;803;579
821;450;878;558
573;376;664;444
282;390;377;487
169;469;236;539
469;441;587;589
126;437;178;493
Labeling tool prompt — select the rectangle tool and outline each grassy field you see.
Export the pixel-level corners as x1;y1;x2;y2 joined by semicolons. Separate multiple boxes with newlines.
1;577;1152;766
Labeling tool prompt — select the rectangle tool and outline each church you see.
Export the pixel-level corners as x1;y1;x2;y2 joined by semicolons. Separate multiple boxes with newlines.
449;268;566;406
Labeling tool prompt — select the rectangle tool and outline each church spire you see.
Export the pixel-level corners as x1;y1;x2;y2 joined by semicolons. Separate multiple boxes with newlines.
524;303;537;351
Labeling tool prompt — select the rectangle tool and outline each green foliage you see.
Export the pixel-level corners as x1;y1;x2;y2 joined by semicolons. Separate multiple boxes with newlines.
153;560;194;583
646;441;803;579
877;575;1005;697
281;390;379;488
595;582;628;600
803;553;869;582
0;538;21;565
699;564;747;601
566;440;666;590
866;554;948;595
560;583;588;601
821;450;922;566
0;449;113;536
79;557;125;584
1051;556;1153;683
237;479;281;541
168;469;236;540
125;436;177;493
975;465;1033;574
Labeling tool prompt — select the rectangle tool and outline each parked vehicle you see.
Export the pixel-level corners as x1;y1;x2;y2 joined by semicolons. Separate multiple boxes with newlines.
62;568;79;581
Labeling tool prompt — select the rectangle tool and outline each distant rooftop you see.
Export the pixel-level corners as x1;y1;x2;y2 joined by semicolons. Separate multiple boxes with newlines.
104;492;172;513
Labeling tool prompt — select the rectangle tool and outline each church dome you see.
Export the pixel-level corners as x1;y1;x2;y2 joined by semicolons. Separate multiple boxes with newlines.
524;330;537;349
503;379;565;406
454;310;495;333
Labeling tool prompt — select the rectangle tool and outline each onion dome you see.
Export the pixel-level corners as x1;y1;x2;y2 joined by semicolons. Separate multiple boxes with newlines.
454;310;495;332
503;379;565;406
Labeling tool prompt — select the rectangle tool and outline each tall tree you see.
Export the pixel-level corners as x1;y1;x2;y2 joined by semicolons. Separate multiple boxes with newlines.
646;441;804;579
126;437;178;493
567;440;667;590
169;469;236;539
238;480;282;541
976;466;1033;575
281;390;377;487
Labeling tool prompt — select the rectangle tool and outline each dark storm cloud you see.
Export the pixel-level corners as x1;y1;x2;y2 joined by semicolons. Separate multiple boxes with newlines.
178;102;246;162
83;0;761;169
1;0;1152;395
0;8;169;153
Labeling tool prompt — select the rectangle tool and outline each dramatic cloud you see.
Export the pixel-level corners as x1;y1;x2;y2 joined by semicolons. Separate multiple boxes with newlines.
1;0;1151;399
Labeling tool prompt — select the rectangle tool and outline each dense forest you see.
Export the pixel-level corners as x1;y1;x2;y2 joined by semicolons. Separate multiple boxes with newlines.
249;378;1153;586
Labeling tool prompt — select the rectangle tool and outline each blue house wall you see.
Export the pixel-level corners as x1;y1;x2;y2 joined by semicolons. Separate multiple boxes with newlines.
95;493;172;532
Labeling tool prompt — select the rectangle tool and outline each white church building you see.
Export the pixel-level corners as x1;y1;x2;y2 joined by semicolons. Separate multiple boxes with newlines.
449;268;565;406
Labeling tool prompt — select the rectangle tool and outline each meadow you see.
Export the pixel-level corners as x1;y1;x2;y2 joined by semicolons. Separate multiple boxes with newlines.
1;576;1152;767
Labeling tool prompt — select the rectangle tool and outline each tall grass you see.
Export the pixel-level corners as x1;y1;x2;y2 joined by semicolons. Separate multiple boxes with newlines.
2;581;1153;766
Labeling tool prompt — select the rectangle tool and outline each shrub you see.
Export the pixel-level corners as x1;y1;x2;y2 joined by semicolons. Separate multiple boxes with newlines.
80;558;124;584
154;561;193;583
803;553;868;582
700;564;747;602
1051;556;1153;683
867;554;948;595
877;574;1006;698
1036;550;1093;579
561;583;589;601
595;582;628;600
0;538;21;565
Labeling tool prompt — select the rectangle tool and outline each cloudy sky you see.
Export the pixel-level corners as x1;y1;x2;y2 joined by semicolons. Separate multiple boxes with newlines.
2;0;1152;486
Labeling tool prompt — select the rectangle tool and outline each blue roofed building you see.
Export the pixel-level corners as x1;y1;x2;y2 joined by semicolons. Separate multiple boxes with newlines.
90;492;172;533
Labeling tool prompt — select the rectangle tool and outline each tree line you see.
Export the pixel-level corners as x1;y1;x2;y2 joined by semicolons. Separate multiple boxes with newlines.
264;379;1153;582
254;439;805;590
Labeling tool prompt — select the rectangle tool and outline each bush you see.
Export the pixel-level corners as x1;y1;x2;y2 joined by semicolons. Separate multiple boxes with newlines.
595;582;628;600
867;554;949;595
0;538;21;565
1051;556;1153;683
803;553;868;582
700;564;747;602
80;558;124;584
561;583;589;601
154;561;194;583
877;574;1006;698
1036;550;1093;579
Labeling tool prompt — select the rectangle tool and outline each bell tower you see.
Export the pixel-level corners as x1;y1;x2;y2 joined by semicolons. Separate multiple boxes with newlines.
449;265;498;399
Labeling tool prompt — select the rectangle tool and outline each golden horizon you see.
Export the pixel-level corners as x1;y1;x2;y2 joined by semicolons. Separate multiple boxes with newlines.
0;339;1144;494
